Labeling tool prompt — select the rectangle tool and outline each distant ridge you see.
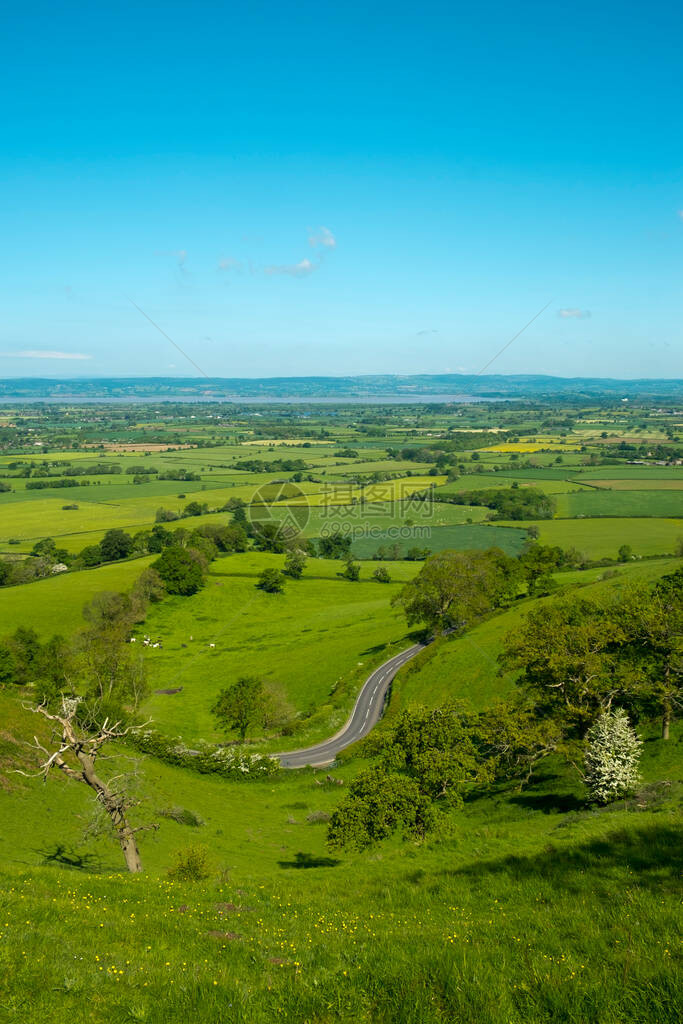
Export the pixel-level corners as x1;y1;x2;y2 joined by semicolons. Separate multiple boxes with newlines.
0;374;681;402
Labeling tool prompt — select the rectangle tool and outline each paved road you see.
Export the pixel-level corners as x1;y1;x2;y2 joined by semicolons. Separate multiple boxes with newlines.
276;641;426;768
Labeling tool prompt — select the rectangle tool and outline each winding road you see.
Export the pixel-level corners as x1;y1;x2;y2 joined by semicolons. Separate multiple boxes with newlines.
276;640;426;768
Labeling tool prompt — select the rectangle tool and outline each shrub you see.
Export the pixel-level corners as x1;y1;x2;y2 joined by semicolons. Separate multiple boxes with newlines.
128;728;279;779
158;806;205;827
257;568;285;593
167;844;212;881
340;560;360;581
584;708;642;804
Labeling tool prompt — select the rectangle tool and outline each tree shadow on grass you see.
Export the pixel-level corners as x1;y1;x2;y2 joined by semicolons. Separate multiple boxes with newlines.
38;843;103;872
278;851;341;869
448;824;682;894
509;791;584;814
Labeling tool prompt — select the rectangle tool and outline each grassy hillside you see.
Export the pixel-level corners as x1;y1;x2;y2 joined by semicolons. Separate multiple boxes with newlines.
0;556;154;635
389;557;681;715
139;553;419;747
0;687;680;1024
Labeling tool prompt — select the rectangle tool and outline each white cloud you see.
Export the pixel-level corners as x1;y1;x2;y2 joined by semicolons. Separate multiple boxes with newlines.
308;226;337;249
264;257;318;278
0;350;92;360
416;329;438;336
558;308;591;319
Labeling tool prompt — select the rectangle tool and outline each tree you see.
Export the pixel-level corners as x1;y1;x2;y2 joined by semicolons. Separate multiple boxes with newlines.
318;534;352;559
253;522;288;553
256;568;285;593
327;704;492;850
499;596;625;735
284;549;307;579
473;701;563;789
99;529;134;561
78;544;103;567
519;543;565;594
211;676;291;740
77;615;149;726
152;545;206;595
19;698;156;872
583;708;641;804
618;544;633;562
183;500;205;517
373;566;391;583
130;567;165;612
393;549;519;634
340;559;360;581
614;573;683;739
83;590;136;635
193;522;248;553
327;771;433;851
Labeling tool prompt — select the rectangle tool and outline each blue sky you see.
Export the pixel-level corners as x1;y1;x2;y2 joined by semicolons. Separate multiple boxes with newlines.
1;0;681;379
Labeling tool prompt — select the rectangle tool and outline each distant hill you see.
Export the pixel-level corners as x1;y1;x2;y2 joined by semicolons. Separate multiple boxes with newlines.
0;374;681;402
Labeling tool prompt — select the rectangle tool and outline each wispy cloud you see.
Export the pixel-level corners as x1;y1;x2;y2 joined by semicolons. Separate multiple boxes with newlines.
416;329;438;336
308;226;337;249
217;257;243;273
558;308;591;319
264;227;337;278
264;257;319;278
0;350;92;360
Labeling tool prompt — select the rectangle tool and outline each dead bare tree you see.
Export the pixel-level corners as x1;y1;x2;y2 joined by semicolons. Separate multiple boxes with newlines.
19;697;156;873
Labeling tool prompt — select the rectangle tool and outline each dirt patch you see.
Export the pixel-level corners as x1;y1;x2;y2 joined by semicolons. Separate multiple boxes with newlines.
207;930;241;941
154;687;183;695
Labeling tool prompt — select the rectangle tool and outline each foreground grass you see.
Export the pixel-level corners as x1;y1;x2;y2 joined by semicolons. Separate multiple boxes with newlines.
1;789;680;1023
1;684;681;1023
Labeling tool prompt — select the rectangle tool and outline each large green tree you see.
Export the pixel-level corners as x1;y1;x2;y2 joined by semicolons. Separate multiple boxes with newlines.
392;548;521;634
152;545;206;595
614;571;683;739
328;704;493;850
499;596;625;735
211;676;292;741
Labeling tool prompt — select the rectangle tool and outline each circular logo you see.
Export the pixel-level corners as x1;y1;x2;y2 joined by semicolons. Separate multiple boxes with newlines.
248;480;310;545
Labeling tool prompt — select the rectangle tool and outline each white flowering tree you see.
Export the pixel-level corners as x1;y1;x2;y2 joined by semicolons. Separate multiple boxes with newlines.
583;708;641;804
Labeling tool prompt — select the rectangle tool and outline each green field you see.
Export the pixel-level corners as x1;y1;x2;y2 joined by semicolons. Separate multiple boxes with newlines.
0;556;154;635
501;517;683;559
140;553;418;747
555;489;683;518
350;522;527;559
